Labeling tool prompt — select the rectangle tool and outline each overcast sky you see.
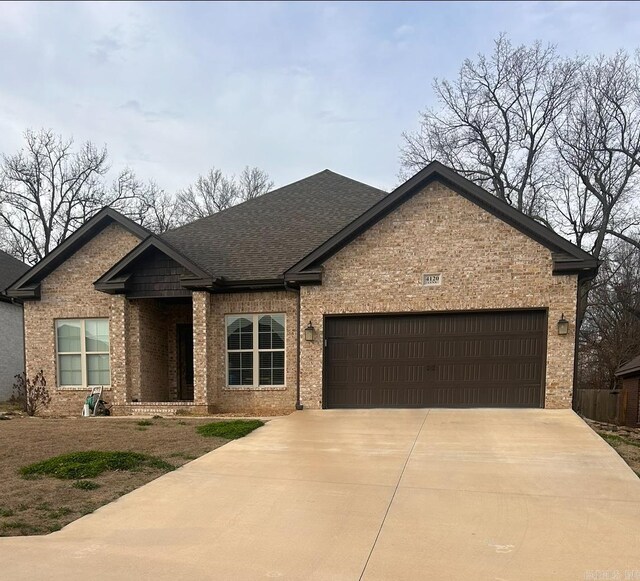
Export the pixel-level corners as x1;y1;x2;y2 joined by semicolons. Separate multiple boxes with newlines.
1;1;639;193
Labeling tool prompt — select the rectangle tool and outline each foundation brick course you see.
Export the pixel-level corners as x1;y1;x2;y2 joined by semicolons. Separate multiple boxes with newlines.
299;182;578;410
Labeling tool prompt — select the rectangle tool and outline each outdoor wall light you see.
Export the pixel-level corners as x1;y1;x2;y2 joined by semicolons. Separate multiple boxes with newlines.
304;321;316;342
557;314;569;336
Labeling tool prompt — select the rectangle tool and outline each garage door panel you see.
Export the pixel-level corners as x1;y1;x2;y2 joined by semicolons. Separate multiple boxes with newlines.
324;311;545;408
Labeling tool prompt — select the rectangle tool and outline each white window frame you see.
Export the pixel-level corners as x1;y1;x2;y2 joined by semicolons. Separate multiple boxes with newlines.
55;318;111;388
225;313;286;388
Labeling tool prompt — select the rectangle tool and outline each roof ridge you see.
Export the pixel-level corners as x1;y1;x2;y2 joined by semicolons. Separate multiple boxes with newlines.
162;169;384;236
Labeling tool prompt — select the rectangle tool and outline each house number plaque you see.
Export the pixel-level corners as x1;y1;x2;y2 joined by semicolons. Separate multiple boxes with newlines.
422;273;442;286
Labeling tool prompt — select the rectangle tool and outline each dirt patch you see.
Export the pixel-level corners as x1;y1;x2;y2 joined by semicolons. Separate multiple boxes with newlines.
0;417;233;536
586;419;640;477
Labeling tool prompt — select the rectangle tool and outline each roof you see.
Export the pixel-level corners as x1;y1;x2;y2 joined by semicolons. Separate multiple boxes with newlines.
161;170;388;282
7;162;599;299
616;355;640;378
286;161;599;280
0;250;28;298
5;208;150;299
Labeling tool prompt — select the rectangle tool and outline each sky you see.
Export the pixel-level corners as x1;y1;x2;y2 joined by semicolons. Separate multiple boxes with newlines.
1;1;640;193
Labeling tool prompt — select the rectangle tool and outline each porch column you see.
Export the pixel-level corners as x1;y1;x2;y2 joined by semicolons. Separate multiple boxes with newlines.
192;291;210;407
109;295;130;406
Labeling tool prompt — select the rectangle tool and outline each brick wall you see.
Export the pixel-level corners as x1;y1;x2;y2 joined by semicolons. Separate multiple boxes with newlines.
134;299;169;402
206;290;298;414
22;223;141;415
299;181;578;409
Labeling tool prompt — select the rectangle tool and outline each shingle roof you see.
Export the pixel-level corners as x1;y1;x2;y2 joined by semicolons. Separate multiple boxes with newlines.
0;250;28;295
616;355;640;377
161;170;388;281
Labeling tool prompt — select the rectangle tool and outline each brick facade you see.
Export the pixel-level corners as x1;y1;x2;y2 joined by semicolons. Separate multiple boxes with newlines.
22;180;580;416
22;223;141;415
206;290;298;414
299;182;578;409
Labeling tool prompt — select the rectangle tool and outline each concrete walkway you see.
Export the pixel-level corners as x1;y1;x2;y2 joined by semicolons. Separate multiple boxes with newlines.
1;409;639;580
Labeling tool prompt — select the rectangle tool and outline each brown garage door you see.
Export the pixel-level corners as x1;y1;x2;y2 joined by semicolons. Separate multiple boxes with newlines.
324;310;546;408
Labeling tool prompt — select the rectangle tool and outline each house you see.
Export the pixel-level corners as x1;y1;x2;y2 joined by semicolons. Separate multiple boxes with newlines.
6;162;598;416
615;355;640;427
0;250;28;401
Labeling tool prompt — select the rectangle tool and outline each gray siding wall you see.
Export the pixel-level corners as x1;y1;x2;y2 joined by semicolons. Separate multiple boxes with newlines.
0;301;24;401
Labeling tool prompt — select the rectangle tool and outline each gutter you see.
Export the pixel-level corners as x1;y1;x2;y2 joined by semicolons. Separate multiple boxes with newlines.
284;281;304;410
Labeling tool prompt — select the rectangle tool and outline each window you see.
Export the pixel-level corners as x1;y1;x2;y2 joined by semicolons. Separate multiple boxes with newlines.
55;319;110;387
226;314;285;387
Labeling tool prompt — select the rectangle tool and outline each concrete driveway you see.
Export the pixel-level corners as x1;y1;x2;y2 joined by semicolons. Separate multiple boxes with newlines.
1;409;639;580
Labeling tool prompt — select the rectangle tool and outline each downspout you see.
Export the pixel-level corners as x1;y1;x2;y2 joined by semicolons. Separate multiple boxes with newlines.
284;282;303;410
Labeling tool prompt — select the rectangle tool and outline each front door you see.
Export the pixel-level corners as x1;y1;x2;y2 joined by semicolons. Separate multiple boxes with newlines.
177;324;194;401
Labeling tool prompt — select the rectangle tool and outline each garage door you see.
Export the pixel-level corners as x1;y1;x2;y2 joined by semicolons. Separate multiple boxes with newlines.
323;311;546;408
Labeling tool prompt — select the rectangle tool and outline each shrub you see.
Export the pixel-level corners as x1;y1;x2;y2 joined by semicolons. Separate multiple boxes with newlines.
137;420;153;427
12;370;50;416
196;420;264;439
20;451;174;480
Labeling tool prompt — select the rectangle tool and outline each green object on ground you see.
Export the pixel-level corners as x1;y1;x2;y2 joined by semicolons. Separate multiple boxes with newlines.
20;451;173;480
196;420;264;439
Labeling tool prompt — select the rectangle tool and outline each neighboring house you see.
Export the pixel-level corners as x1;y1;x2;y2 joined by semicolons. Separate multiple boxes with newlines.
615;355;640;427
0;250;28;401
7;162;598;416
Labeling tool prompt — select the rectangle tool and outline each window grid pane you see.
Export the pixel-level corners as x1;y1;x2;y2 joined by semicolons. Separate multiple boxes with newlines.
227;314;285;387
87;354;110;386
85;319;109;353
227;317;253;350
228;351;254;386
258;346;285;386
59;354;82;386
56;319;110;387
56;321;82;353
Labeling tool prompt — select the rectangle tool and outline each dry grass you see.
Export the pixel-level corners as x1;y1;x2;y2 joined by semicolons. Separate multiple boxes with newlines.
587;419;640;478
0;416;231;536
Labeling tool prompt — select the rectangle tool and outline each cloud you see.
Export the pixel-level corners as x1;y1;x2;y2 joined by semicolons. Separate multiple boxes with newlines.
1;1;640;198
91;28;125;64
118;100;182;122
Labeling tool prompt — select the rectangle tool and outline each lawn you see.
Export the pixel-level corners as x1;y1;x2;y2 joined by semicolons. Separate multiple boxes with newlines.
587;419;640;477
0;415;264;536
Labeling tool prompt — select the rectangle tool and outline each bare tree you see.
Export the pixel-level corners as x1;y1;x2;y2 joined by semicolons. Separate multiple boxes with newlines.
0;130;171;264
111;169;180;233
402;39;640;333
177;166;273;222
237;166;274;202
554;53;640;258
0;130;109;263
176;168;237;221
401;35;581;216
549;53;640;324
578;242;640;390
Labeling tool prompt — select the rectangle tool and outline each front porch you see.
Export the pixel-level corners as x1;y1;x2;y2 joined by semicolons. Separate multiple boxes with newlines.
110;294;209;414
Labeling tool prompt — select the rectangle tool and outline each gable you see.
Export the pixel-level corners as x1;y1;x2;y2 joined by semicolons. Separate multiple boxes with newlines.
6;208;149;300
93;236;214;297
321;180;558;288
285;161;598;282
